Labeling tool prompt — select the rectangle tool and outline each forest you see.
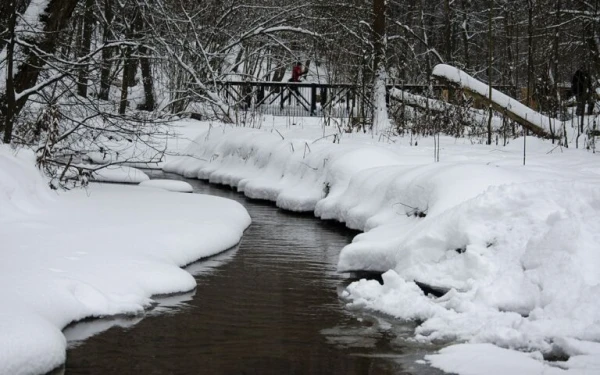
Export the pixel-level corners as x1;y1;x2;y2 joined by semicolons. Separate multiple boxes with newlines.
0;0;598;184
3;3;600;374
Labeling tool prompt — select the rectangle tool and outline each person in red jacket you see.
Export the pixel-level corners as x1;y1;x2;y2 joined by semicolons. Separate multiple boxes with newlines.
281;62;307;110
289;62;307;94
291;62;305;83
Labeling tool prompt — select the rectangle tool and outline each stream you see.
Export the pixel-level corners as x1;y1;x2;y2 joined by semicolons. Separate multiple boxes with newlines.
60;172;445;374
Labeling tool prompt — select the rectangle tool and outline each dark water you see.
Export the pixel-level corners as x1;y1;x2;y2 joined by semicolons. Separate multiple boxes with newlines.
60;173;444;375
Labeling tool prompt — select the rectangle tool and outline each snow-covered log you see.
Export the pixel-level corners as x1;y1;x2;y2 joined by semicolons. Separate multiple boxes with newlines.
432;64;563;139
390;88;455;113
389;88;504;130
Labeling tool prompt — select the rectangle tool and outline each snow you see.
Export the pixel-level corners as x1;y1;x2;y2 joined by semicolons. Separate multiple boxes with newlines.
5;111;600;374
0;145;250;375
90;164;150;183
163;117;600;374
426;344;565;375
139;179;193;193
426;342;600;374
372;64;390;134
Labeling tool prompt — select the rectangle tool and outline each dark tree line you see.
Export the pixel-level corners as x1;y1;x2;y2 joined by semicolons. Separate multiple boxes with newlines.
1;0;598;152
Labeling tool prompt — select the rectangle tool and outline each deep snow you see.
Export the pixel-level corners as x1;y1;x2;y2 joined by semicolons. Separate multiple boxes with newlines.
0;145;250;375
163;117;600;374
4;112;600;374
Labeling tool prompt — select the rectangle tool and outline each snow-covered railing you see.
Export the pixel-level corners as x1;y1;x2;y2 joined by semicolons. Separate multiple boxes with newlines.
432;64;563;139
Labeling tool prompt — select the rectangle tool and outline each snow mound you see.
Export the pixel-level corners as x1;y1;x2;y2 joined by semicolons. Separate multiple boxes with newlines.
0;146;53;220
139;179;194;192
426;341;600;375
91;165;149;183
427;344;563;375
0;147;250;374
164;127;404;212
345;181;600;345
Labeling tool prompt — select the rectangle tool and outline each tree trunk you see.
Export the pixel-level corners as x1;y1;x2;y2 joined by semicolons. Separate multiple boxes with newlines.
461;0;470;69
119;16;137;114
3;0;17;143
527;0;534;108
504;8;514;91
444;0;452;63
372;0;388;134
0;0;79;142
586;33;600;77
77;0;94;97
487;0;494;145
0;0;30;52
138;46;155;111
125;58;138;88
119;46;133;115
99;0;114;100
272;65;286;82
135;9;155;111
551;0;561;121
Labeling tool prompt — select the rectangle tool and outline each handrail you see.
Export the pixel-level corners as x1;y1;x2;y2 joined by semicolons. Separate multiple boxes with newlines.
213;80;514;90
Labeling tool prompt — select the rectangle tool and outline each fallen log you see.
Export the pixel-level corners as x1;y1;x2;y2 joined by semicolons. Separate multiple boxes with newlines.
389;88;504;130
431;64;563;139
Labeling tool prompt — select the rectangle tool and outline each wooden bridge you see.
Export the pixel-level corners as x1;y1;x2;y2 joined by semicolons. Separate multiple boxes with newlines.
216;81;468;118
216;80;567;127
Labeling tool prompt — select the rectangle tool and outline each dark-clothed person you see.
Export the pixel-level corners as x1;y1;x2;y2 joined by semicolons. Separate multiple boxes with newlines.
572;69;594;115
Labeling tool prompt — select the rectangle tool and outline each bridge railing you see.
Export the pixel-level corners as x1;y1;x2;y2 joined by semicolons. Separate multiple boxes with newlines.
215;81;515;118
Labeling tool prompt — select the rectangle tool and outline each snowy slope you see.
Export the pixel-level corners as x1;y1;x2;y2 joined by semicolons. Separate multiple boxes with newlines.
0;145;250;375
164;120;600;374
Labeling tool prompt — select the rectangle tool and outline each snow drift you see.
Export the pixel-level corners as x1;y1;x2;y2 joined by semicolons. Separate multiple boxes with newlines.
164;123;600;374
0;145;250;375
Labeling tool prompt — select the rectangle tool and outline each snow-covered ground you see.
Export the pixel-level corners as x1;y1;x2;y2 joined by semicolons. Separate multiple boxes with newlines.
0;145;250;375
162;116;600;374
4;111;600;374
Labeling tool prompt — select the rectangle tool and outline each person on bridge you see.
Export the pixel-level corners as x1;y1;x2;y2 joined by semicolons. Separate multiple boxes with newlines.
281;62;308;110
290;61;307;84
288;62;307;94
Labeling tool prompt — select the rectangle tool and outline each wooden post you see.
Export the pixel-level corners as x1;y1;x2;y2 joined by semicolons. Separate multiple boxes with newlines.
385;85;390;105
258;84;265;104
244;82;251;110
346;89;351;113
311;84;317;116
320;87;327;109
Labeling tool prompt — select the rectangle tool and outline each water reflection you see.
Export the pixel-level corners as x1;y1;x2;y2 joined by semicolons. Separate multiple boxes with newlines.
63;245;240;350
64;316;144;350
184;245;238;277
63;173;444;374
